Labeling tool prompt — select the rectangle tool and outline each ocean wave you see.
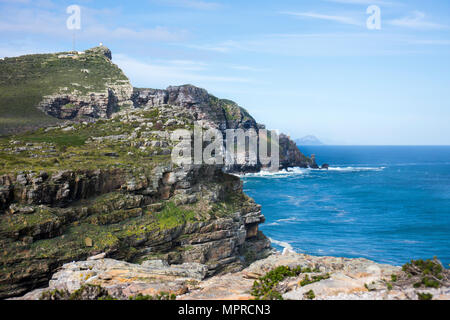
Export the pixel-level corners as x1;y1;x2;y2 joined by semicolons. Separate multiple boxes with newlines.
266;216;306;226
237;167;309;178
239;166;385;178
327;166;386;172
269;238;296;253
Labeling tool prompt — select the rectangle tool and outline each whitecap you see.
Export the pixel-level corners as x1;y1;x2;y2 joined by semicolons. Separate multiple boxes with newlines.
238;166;385;178
269;238;296;253
327;166;385;172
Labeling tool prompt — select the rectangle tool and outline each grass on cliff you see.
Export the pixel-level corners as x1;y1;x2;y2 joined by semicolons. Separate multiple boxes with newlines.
209;95;255;126
0;49;128;135
154;202;196;229
0;108;170;174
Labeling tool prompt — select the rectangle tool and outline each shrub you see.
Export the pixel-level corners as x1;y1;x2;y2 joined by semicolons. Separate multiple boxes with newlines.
304;290;315;300
417;292;433;301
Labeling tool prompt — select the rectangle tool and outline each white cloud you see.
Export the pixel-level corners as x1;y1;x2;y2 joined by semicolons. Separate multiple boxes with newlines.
230;65;267;72
325;0;400;6
151;0;222;10
186;40;241;53
0;5;188;42
113;54;252;88
388;11;448;30
183;31;449;57
280;11;362;26
81;26;188;42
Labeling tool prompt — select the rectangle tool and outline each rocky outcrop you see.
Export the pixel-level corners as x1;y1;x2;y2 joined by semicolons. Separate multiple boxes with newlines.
279;134;316;169
132;85;258;132
0;161;271;299
132;85;317;171
38;84;133;120
15;252;450;300
35;46;133;121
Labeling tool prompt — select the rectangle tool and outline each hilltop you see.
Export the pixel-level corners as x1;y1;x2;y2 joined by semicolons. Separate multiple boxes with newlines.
0;46;133;136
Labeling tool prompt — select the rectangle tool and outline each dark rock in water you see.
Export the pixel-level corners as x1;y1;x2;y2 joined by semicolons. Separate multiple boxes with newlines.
321;164;330;170
308;154;319;169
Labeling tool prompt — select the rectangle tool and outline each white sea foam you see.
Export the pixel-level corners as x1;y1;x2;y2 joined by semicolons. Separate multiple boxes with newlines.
237;167;309;178
269;238;296;254
327;166;386;172
266;217;305;226
238;166;385;178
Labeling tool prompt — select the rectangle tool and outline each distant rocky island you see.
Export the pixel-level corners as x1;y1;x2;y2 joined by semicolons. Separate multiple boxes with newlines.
0;47;448;300
295;135;324;146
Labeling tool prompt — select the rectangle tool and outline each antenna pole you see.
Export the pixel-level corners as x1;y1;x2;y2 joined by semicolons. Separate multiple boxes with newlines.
72;32;76;52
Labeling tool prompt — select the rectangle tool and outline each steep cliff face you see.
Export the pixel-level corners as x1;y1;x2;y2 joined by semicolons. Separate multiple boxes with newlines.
132;85;258;131
0;107;271;299
132;85;316;171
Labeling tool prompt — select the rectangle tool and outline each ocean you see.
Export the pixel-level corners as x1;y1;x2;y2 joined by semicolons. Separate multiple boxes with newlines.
241;146;450;266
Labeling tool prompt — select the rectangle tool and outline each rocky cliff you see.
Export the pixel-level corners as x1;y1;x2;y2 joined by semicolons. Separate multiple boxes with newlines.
0;46;316;299
0;106;272;299
1;46;315;170
132;85;316;171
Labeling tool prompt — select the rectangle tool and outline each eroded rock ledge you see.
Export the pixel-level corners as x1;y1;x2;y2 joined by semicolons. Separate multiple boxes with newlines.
0;164;271;299
15;252;450;300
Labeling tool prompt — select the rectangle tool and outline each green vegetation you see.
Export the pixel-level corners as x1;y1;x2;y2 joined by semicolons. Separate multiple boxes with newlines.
129;292;176;301
403;258;446;289
299;273;331;287
251;266;302;300
40;284;116;300
154;202;196;229
251;265;329;300
39;285;178;300
209;95;255;125
0;108;170;175
0;48;128;135
304;290;315;300
417;292;433;301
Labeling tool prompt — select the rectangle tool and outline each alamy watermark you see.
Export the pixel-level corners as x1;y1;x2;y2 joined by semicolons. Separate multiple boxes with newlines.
171;126;280;171
367;5;381;30
66;5;81;30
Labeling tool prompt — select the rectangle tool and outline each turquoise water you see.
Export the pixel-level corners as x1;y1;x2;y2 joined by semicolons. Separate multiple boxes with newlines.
241;146;450;266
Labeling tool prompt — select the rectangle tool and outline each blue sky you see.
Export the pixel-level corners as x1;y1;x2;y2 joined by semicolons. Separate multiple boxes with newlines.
1;0;450;145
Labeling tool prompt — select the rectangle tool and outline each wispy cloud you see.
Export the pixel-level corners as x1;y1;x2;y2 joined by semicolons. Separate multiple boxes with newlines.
186;40;241;53
280;11;362;26
151;0;222;10
114;54;252;88
406;39;450;46
0;5;188;42
325;0;400;6
183;31;450;57
230;65;267;72
388;11;448;30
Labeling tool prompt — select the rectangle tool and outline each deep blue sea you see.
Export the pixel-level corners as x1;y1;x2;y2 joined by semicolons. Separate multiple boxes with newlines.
241;146;450;266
